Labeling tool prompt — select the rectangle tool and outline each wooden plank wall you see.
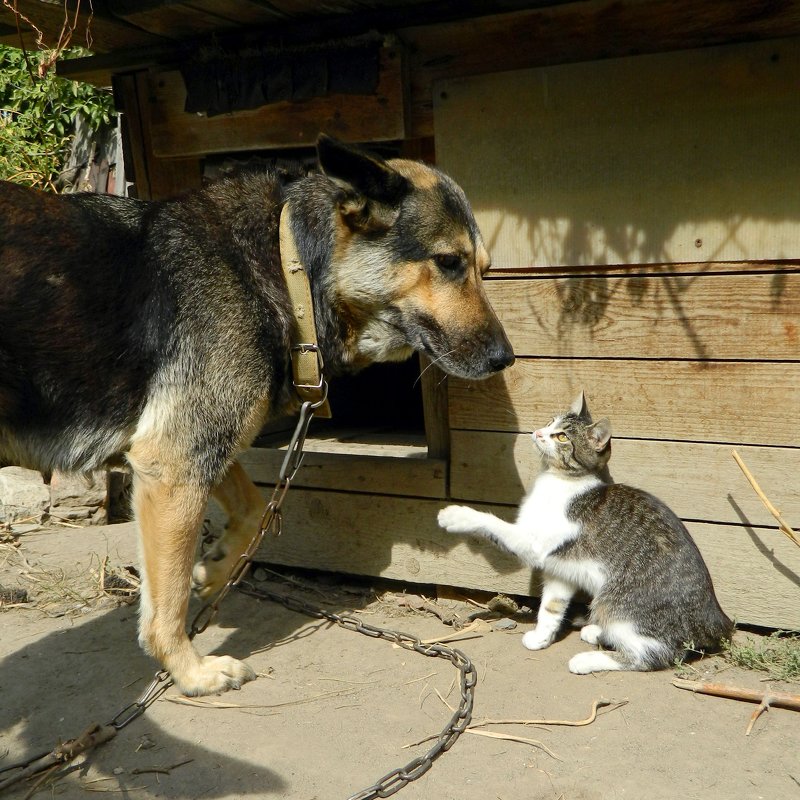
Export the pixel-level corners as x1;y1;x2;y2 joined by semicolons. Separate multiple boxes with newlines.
432;38;800;629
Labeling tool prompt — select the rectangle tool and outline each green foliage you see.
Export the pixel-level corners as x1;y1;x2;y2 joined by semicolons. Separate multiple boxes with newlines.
675;632;800;682
0;46;114;190
723;631;800;682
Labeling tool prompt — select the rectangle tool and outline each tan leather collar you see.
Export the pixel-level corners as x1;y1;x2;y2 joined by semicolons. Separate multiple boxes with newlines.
279;203;332;418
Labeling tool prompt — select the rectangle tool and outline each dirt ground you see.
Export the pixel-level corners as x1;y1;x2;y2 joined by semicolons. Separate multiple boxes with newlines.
1;523;798;800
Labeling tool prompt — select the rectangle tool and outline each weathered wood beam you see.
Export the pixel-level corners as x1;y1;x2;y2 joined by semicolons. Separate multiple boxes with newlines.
401;0;800;135
0;0;167;53
450;431;800;527
448;359;800;445
483;271;800;361
57;0;800;103
251;486;800;630
147;44;407;157
112;71;202;200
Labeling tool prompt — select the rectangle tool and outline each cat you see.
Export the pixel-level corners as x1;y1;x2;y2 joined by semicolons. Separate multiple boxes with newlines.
438;392;733;674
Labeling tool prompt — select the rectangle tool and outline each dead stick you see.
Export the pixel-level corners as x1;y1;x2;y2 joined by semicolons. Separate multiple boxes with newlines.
131;758;193;776
732;450;800;548
404;697;626;749
673;678;800;712
0;724;116;793
465;729;562;761
470;698;627;729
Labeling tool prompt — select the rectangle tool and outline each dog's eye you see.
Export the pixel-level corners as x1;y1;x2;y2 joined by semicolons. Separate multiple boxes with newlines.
434;254;465;274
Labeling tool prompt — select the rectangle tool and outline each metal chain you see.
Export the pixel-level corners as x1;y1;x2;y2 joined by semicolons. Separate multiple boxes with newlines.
0;385;478;799
237;582;477;800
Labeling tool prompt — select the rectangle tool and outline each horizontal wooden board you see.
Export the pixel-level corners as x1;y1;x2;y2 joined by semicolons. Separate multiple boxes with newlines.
448;359;800;445
258;488;800;630
148;46;406;157
484;271;800;360
450;430;800;528
240;443;446;499
435;38;800;266
403;0;800;136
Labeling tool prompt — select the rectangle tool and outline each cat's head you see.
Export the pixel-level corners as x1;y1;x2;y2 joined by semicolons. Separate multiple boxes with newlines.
532;391;612;476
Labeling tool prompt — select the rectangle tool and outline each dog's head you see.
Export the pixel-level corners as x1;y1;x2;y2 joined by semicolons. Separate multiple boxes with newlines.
316;135;514;380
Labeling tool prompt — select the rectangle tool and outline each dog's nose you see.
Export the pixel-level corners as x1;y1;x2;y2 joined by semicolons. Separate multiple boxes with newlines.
487;343;515;373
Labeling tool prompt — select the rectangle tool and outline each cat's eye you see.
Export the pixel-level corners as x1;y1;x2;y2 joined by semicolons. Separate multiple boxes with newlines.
553;432;569;443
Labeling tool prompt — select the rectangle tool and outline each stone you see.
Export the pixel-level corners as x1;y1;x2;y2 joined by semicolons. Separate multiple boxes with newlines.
49;470;109;525
50;470;108;508
0;467;50;524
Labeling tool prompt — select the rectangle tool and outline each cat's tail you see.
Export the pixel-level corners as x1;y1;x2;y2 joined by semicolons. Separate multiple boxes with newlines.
569;621;675;674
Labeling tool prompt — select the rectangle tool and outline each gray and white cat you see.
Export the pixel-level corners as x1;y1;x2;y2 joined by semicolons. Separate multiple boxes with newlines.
438;392;732;674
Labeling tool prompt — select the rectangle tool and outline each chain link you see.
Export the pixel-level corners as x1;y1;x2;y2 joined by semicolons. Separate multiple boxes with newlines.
237;583;477;800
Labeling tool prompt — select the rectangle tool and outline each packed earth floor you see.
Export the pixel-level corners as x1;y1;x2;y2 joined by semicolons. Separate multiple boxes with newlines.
1;523;797;800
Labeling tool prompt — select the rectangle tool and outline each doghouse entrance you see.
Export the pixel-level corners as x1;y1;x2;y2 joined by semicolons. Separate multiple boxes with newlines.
245;353;448;500
222;139;448;500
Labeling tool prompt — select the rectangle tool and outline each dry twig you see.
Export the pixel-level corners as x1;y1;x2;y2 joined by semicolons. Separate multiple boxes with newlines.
404;697;627;755
130;758;193;776
732;450;800;548
466;729;562;760
673;678;800;734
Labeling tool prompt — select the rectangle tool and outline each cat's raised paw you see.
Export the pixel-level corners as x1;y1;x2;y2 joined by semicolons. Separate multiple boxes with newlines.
568;650;623;674
522;628;554;651
438;505;482;534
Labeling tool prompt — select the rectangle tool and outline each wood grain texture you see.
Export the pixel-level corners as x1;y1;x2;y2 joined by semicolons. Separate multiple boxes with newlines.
148;46;406;158
0;0;166;53
450;430;800;528
484;271;800;360
257;488;800;629
112;72;202;201
418;355;451;460
434;38;800;267
402;0;800;136
240;445;446;499
447;359;800;445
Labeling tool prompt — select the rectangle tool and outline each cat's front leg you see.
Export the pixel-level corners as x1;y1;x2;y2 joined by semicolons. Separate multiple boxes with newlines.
522;578;575;651
438;505;495;535
580;624;603;645
438;505;534;562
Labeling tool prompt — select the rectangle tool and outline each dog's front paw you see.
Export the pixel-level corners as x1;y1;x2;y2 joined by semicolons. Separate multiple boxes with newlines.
174;655;257;696
438;505;482;535
191;545;230;599
522;628;554;651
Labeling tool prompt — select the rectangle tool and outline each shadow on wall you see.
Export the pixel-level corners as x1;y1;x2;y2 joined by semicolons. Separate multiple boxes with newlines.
435;38;800;361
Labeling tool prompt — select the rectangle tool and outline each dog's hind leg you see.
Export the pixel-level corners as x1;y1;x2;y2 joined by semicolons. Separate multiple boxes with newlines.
192;460;265;600
131;456;256;696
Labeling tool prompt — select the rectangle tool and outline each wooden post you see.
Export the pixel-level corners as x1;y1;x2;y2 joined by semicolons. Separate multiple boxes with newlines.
112;70;202;201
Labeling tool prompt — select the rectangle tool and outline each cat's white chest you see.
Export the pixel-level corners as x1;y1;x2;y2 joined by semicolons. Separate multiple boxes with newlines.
516;472;600;560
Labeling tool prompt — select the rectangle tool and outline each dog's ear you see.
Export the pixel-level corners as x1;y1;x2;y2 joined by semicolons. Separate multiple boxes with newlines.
317;135;410;229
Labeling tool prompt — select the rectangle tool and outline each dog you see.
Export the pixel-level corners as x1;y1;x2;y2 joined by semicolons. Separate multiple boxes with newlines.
0;135;514;696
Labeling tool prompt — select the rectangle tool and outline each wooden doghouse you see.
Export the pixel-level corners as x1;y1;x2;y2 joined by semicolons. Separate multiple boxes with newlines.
5;0;798;629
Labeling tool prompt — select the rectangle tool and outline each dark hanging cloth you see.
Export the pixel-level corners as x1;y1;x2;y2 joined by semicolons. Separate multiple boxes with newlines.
180;38;382;117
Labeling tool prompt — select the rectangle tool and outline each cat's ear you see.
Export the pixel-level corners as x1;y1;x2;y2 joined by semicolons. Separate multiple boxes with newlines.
569;390;590;419
588;419;612;451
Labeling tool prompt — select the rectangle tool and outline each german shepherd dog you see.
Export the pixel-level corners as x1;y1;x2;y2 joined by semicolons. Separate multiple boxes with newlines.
0;136;513;696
